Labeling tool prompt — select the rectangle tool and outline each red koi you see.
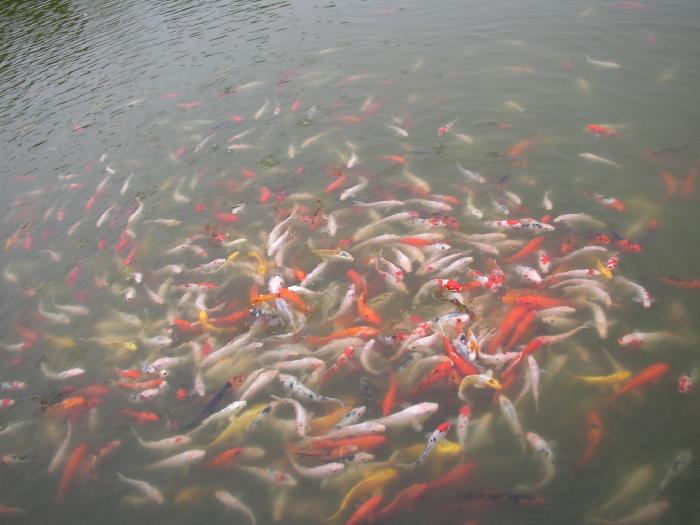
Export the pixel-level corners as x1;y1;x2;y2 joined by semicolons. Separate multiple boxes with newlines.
260;186;271;203
410;360;455;396
443;336;478;376
320;345;356;385
204;448;243;469
502;309;537;352
487;306;528;354
290;96;301;113
586;124;621;137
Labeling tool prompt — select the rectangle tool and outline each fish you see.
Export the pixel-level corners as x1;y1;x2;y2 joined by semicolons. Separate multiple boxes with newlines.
326;467;398;522
585;55;621;69
116;473;164;504
56;443;88;503
592;464;655;515
147;450;205;469
578;152;622;168
593;501;669;525
657;450;692;494
577;410;603;466
215;490;257;525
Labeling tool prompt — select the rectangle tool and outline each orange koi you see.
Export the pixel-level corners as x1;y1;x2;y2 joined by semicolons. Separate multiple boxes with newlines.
501;236;544;264
400;237;433;247
347;270;368;296
577;410;603;467
344;495;383;525
379;155;406;165
45;396;88;415
336;115;363;124
502;292;570;310
306;326;380;346
426;461;477;493
278;287;312;314
260;186;271;203
118;409;159;423
290;96;301;113
357;293;381;325
508;138;536;158
324;173;348;193
309;435;387;452
56;443;88;503
660;171;677;198
382;370;397;417
115;379;164;390
609;363;670;402
372;483;428;522
681;160;698;197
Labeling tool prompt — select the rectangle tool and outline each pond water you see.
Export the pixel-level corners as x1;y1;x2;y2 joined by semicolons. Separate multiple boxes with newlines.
1;0;699;524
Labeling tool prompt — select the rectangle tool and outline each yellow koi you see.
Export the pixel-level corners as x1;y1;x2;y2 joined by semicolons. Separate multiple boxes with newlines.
247;251;269;278
393;440;461;476
198;311;238;335
174;485;211;504
570;370;631;387
44;334;76;349
309;405;352;435
595;259;612;279
208;403;268;448
326;467;398;523
226;251;239;263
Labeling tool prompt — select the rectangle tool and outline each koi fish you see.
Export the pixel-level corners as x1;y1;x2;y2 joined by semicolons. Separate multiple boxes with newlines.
577;410;603;466
609;363;670;402
56;442;88;503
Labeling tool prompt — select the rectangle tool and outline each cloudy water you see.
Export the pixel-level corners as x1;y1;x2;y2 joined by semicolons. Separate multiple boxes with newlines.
1;0;699;523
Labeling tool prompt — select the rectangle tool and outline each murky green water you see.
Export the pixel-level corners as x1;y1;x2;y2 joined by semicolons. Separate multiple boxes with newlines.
1;0;700;524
